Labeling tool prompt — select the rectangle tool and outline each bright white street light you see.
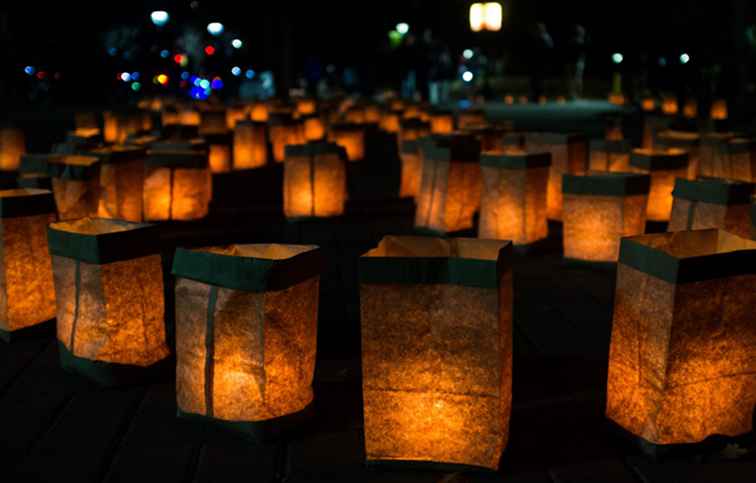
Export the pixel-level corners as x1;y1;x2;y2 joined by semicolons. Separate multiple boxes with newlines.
207;22;224;36
462;71;474;82
232;38;243;49
463;49;474;60
680;53;690;64
150;11;170;27
612;52;623;64
396;23;409;35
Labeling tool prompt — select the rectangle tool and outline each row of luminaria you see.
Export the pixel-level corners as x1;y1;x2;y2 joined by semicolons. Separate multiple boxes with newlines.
0;96;754;472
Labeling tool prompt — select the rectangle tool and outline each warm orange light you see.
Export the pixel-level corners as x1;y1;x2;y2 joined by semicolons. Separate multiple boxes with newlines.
608;93;625;106
456;109;486;130
415;135;482;233
668;178;753;238
710;99;728;120
283;142;347;218
562;173;650;262
303;116;326;141
51;218;168;371
524;133;588;221
478;152;550;245
226;105;249;129
174;244;321;424
328;124;365;161
91;146;146;222
607;230;756;445
470;2;502;32
683;99;698;119
269;116;305;163
0;189;56;341
380;110;402;133
233;121;268;169
429;112;454;134
157;74;169;85
361;236;512;470
0;126;26;171
504;95;514;105
630;148;689;222
49;155;101;221
250;102;270;122
641;97;656;112
143;151;211;221
661;97;678;115
295;98;317;116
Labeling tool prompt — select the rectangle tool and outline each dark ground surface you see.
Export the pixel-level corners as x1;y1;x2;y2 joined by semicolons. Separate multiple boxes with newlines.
0;101;754;483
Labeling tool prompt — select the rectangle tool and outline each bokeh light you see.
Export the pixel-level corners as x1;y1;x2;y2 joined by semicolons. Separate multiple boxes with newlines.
207;22;224;36
462;70;474;82
463;49;474;60
612;52;624;64
211;77;224;89
680;53;690;64
232;39;243;49
120;72;131;82
245;69;255;79
231;66;241;76
157;74;169;85
160;49;170;58
396;23;409;35
131;82;141;92
204;45;216;56
150;11;170;27
199;78;210;89
24;66;35;75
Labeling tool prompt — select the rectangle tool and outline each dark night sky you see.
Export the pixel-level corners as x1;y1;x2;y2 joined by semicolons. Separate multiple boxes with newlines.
1;1;751;103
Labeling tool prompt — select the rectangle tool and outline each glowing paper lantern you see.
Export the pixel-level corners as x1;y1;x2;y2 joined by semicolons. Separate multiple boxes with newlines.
683;99;698;119
478;152;550;245
668;178;753;239
328;123;366;162
345;106;367;124
399;140;422;199
302;115;327;142
364;105;382;124
457;109;487;130
47;155;101;221
389;99;406;111
469;2;503;32
606;229;756;445
399;119;431;147
630;149;689;222
415;134;482;233
295;98;317;116
728;138;756;182
589;140;631;172
700;132;737;179
524;132;588;220
380;110;402;133
0;189;57;341
608;93;625;106
233;121;268;169
661;96;678;116
90;145;147;222
250;102;270;122
360;236;512;470
710;99;728;120
656;130;700;179
283;142;347;219
173;244;323;425
269;114;305;163
225;104;249;130
143;151;211;221
0;125;26;171
641;97;656;112
203;133;233;173
429;111;455;134
562;173;650;262
49;218;169;383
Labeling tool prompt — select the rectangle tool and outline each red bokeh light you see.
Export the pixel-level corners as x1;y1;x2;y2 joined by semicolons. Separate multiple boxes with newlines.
204;45;216;56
